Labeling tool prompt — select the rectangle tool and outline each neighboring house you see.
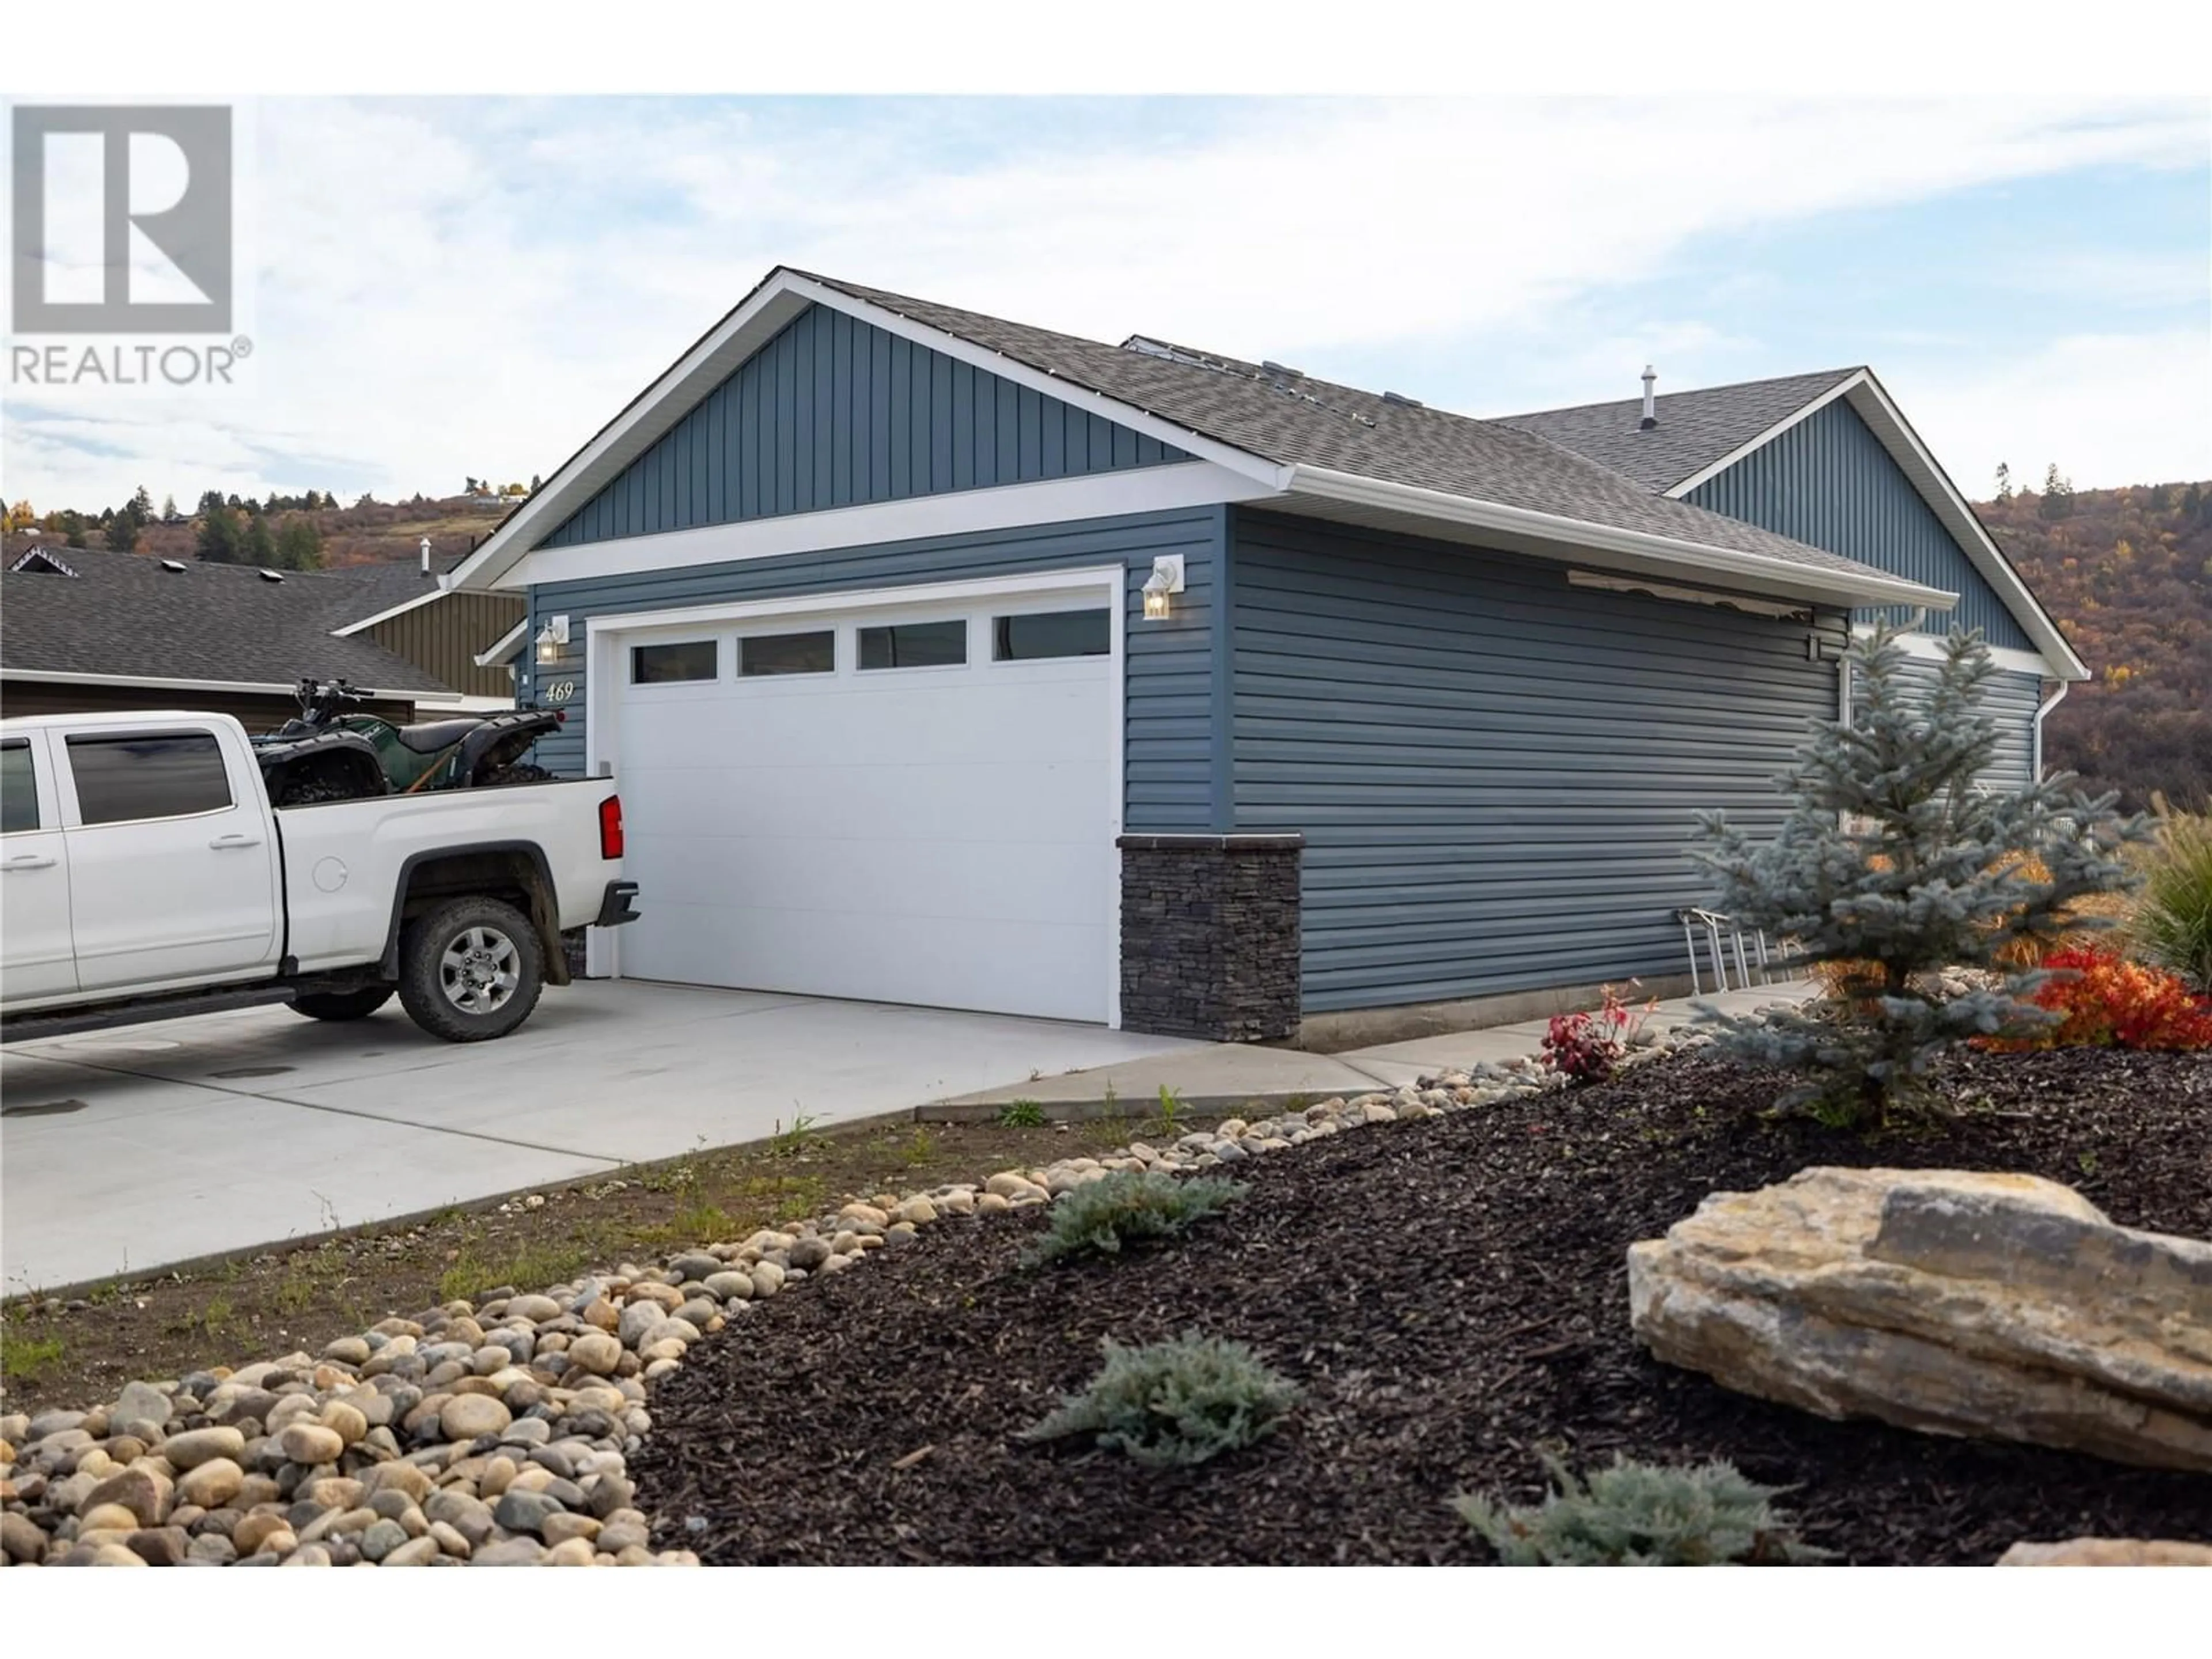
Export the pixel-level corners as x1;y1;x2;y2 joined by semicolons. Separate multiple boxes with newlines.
445;267;2084;1042
322;558;527;707
0;546;521;729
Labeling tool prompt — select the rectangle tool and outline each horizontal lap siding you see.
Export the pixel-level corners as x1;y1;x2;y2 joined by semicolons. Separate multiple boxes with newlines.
1687;399;2033;650
541;305;1185;548
1229;511;1842;1013
524;507;1224;832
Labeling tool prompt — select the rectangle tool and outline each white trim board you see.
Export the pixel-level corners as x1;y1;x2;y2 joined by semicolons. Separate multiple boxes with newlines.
1847;623;2056;681
331;582;453;637
507;460;1267;592
579;563;1127;1027
475;618;529;667
1664;368;2086;681
445;266;1291;594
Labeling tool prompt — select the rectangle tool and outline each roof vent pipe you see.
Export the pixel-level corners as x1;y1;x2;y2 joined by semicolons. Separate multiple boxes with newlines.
421;535;433;577
1639;365;1658;430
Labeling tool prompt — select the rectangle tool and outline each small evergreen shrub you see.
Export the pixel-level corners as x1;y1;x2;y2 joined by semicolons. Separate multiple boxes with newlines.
1692;624;2147;1127
1025;1170;1245;1266
1456;1453;1829;1566
2134;808;2212;992
1023;1332;1298;1468
1984;946;2212;1051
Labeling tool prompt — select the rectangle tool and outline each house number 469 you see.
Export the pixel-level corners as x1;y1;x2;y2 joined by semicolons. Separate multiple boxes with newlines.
543;680;577;705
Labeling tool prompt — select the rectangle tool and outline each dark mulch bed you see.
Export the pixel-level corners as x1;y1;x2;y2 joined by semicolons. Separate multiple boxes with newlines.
632;1047;2212;1565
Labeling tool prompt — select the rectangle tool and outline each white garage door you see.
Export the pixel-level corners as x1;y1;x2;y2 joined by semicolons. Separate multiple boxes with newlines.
607;585;1118;1022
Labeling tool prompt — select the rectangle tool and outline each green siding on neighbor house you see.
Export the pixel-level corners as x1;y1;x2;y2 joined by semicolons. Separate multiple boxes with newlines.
540;304;1188;548
1687;399;2034;652
1228;509;1847;1013
524;507;1228;832
362;590;525;702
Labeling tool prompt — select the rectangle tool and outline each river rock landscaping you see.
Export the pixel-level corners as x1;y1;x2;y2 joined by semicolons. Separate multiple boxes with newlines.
4;1032;2206;1566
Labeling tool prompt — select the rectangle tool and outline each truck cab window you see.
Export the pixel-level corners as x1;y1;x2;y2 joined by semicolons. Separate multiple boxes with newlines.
65;732;233;825
0;741;38;833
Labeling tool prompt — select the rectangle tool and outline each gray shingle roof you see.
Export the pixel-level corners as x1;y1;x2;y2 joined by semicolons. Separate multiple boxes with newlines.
0;546;451;694
1495;369;1862;493
797;273;1895;585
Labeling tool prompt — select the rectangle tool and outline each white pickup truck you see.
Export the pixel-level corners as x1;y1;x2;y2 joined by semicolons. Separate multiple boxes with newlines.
0;710;638;1043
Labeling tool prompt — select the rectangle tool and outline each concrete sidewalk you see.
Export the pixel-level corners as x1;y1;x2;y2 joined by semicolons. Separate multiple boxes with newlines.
926;980;1818;1119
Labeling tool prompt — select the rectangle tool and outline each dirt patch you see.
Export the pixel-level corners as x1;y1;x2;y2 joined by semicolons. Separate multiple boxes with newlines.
630;1047;2212;1566
0;1111;1171;1415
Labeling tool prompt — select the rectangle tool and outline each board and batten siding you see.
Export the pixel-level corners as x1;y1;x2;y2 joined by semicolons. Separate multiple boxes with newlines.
362;590;525;702
1228;510;1845;1013
524;506;1227;832
1855;657;2042;793
541;304;1188;549
1686;399;2033;652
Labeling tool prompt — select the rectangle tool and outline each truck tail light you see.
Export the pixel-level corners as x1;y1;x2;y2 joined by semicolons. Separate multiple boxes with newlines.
599;794;624;860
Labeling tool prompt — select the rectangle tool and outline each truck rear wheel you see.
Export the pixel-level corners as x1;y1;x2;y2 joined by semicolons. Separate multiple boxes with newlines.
396;896;544;1042
290;987;395;1022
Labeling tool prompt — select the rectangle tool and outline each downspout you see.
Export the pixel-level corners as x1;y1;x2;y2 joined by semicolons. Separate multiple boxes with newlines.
2032;681;2067;781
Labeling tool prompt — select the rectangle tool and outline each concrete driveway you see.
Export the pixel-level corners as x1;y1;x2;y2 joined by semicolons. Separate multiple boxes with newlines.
0;981;1198;1292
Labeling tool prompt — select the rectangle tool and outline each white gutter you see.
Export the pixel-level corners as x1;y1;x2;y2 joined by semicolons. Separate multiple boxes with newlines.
2033;680;2068;781
1283;464;1959;613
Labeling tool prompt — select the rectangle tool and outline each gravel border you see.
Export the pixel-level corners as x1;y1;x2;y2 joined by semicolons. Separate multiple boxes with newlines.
1;1029;1681;1568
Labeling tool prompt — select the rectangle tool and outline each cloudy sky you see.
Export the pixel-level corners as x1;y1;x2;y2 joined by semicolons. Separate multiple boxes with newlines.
5;94;2207;515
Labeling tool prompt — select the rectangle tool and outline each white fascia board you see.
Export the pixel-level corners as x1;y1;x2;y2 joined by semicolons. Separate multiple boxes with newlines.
1282;464;1958;613
778;274;1290;491
1663;368;2087;681
0;667;452;702
507;460;1272;592
1836;374;2088;681
448;267;1290;595
581;563;1127;640
444;275;817;593
1847;622;2056;681
474;618;529;666
331;582;449;637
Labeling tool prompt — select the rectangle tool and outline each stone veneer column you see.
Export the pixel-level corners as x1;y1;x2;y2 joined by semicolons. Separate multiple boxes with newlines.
1116;834;1304;1043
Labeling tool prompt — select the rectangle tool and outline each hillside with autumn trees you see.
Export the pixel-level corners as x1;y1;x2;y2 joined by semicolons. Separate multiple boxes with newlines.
1982;473;2212;813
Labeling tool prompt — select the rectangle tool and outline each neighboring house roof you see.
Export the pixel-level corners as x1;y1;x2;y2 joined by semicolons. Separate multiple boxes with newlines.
446;267;1966;620
0;546;453;697
321;556;467;635
1495;369;1863;494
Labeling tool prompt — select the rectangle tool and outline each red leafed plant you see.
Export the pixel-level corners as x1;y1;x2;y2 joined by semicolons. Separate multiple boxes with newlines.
1993;946;2212;1052
1542;984;1656;1085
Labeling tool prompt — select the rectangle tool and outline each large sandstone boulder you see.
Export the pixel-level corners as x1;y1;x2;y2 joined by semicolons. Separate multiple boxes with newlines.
1627;1166;2212;1472
1997;1538;2212;1566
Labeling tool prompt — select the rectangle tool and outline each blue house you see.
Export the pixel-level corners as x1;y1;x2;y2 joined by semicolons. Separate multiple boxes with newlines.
449;268;2084;1043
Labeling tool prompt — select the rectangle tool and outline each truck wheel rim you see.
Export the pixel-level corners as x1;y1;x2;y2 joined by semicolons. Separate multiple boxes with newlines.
440;926;520;1014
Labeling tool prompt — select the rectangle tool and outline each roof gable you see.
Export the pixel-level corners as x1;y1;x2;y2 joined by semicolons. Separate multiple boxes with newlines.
447;267;1957;616
1687;397;2033;650
1495;369;1862;493
539;301;1188;550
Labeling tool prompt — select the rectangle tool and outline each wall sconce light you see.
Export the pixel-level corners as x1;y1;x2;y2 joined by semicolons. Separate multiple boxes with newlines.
535;615;570;664
1141;554;1185;620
